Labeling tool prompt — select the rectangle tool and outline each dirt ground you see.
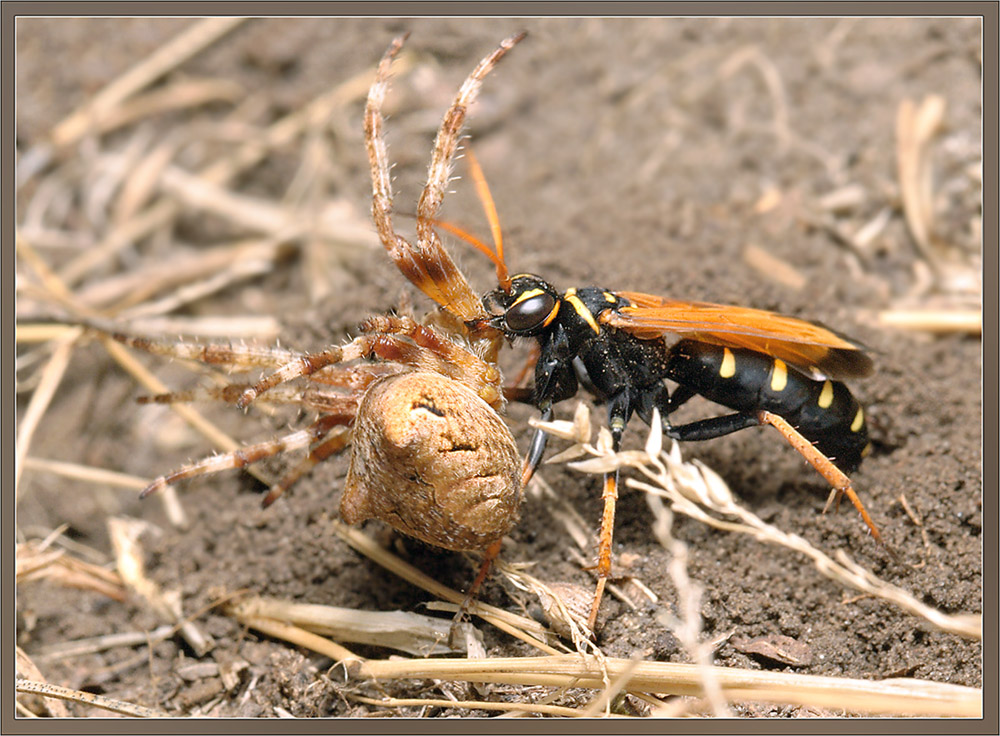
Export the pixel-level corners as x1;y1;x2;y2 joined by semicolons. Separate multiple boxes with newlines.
15;17;983;719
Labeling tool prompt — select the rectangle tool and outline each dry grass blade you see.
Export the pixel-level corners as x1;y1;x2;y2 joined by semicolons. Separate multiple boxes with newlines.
331;521;559;654
17;539;127;602
115;315;282;340
719;46;791;151
16;648;70;717
72;238;287;312
551;409;982;642
151;164;379;254
229;595;469;656
347;654;980;718
54;46;411;289
48;18;247;149
896;95;946;264
230;611;362;664
832;550;982;640
347;693;620;718
876;308;981;335
108;517;213;656
15;329;79;496
742;243;807;291
30;625;175;662
645;486;728;718
89;78;246;140
535;407;979;714
17;323;87;343
19;317;281;343
116;247;285;321
20;457;149;492
626;477;982;641
15;679;170;718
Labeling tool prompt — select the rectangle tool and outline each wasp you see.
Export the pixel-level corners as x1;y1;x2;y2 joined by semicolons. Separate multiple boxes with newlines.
361;33;883;632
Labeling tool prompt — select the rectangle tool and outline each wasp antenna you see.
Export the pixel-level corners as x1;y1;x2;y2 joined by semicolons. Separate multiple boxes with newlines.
465;146;511;293
417;215;506;275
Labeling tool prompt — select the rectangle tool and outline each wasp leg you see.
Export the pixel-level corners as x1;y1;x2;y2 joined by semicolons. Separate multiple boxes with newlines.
757;411;883;544
636;381;675;428
521;405;553;486
668;409;884;543
666;412;762;442
665;383;698;413
589;390;633;632
511;342;541;389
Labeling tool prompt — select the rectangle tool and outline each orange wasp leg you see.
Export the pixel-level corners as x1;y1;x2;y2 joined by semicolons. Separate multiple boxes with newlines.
589;470;620;632
757;410;882;544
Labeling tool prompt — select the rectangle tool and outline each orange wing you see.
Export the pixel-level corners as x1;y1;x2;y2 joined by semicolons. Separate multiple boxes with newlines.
602;291;874;380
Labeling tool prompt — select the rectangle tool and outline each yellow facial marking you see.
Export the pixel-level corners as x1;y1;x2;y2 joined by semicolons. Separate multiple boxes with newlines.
861;442;872;458
565;293;601;334
770;359;788;392
719;348;736;378
511;288;546;308
604;291;617;303
818;380;834;409
542;299;560;327
851;406;865;433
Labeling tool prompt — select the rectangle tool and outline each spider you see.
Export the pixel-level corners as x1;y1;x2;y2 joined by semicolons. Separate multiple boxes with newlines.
119;33;530;589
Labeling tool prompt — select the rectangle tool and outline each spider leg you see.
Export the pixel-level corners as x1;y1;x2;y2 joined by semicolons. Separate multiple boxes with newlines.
110;332;299;371
137;384;257;406
236;345;350;409
139;413;348;499
363;315;503;407
451;537;504;634
521;405;552;487
261;426;352;508
239;316;503;410
364;33;524;328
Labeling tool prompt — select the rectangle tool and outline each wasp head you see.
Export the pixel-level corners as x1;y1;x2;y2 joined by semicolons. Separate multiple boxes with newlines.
479;274;560;338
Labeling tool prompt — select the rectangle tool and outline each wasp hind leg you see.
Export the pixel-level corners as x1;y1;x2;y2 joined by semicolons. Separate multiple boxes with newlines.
756;411;883;544
666;408;884;545
665;411;762;442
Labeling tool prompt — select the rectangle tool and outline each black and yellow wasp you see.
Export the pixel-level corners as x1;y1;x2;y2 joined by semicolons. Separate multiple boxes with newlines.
369;33;882;631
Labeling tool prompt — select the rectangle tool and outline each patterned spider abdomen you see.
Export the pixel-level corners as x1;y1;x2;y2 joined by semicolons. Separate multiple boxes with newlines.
341;371;522;551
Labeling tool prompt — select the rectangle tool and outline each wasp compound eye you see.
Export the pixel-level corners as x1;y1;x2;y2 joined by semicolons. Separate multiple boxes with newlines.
505;291;557;333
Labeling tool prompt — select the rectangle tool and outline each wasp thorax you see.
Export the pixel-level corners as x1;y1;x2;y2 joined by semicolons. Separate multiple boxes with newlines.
341;371;522;552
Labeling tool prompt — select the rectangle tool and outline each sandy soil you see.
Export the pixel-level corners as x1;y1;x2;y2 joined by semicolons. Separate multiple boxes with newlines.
16;17;982;718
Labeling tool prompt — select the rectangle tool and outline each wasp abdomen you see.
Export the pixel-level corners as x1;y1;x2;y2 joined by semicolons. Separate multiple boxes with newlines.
666;340;869;472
